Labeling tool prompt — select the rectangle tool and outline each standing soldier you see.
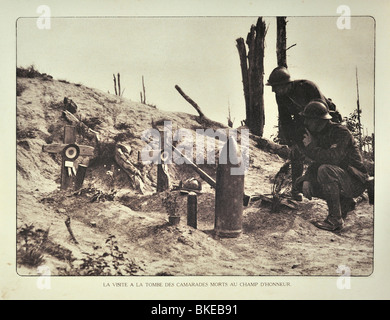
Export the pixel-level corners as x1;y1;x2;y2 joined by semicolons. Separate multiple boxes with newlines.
296;100;368;231
266;66;340;201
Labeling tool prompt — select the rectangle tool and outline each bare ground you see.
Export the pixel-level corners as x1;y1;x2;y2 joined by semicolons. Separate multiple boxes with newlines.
16;76;374;277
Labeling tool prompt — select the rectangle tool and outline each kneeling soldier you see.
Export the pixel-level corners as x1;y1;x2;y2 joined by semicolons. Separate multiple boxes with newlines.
296;100;368;231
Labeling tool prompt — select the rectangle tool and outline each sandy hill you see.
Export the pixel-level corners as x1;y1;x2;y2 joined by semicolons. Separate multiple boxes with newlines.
16;70;374;277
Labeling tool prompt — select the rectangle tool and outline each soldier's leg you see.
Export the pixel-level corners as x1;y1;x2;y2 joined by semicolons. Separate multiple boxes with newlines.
339;171;367;219
340;196;356;219
313;164;347;231
301;165;362;221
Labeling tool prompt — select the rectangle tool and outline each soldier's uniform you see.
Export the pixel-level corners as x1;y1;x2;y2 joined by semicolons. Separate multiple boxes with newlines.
275;79;337;199
296;121;368;199
267;67;341;200
297;101;368;231
276;79;335;147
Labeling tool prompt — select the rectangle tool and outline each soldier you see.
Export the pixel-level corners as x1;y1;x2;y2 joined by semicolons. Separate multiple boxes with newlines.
266;66;340;201
296;100;368;231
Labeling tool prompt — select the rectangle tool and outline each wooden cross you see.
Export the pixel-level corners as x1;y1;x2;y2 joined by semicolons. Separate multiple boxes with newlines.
156;128;171;192
42;125;95;190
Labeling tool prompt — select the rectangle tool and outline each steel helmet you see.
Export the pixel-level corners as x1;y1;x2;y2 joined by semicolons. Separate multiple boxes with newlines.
302;100;332;120
266;66;292;86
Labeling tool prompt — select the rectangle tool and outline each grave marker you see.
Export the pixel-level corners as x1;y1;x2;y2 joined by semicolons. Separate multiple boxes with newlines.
42;125;95;190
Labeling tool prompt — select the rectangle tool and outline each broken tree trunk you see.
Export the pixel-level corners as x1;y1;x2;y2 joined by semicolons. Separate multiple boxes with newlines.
276;17;288;142
117;73;121;97
237;17;267;137
175;85;205;118
174;85;226;129
276;17;288;68
113;74;118;96
236;37;250;126
142;76;146;104
65;216;79;244
247;17;267;137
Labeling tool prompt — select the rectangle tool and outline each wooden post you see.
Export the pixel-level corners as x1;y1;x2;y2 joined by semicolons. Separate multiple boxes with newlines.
74;164;88;190
61;126;77;189
113;74;118;96
227;102;234;128
117;73;121;97
187;192;198;229
142;75;146;104
156;129;170;192
157;161;170;192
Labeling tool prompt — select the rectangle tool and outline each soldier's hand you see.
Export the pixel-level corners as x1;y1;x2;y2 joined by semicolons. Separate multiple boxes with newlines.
302;181;313;200
303;128;312;147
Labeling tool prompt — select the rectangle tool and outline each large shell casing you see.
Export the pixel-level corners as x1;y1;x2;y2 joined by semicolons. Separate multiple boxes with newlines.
214;137;245;238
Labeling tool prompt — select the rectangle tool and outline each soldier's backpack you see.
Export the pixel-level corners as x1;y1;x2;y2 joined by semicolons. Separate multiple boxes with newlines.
326;98;342;123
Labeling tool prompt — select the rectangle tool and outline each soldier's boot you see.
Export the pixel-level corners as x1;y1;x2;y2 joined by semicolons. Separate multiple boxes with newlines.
340;196;356;220
314;183;344;232
291;187;303;202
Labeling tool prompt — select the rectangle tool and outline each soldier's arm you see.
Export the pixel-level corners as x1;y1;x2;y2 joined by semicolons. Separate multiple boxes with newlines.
276;94;294;145
297;162;320;183
303;125;352;165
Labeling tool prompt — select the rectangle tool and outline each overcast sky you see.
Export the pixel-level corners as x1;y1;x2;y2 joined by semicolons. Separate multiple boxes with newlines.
16;16;375;138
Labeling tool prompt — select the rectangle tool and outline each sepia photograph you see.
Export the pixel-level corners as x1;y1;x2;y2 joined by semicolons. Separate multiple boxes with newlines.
15;15;375;277
2;0;390;301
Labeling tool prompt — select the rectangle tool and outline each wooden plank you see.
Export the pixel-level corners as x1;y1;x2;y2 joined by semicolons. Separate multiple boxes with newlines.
79;145;95;157
43;143;94;156
42;143;66;154
169;143;216;189
63;125;76;144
